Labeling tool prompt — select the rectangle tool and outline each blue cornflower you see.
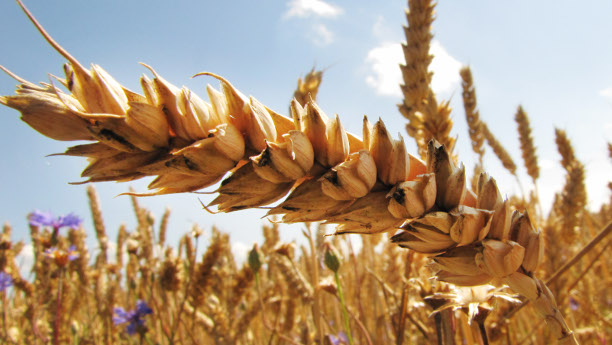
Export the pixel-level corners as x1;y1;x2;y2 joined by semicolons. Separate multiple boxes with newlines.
28;210;82;231
328;331;348;345
113;300;153;335
569;297;580;311
44;245;79;266
0;272;13;292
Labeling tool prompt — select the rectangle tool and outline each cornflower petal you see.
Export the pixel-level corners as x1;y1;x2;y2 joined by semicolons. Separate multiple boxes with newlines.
28;210;82;230
0;272;13;292
67;245;79;261
113;300;153;335
113;307;131;325
28;210;54;227
136;300;153;315
126;322;138;335
59;213;82;229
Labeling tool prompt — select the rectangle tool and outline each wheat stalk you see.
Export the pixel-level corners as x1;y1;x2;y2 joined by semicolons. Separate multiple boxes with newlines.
481;122;518;177
0;1;580;343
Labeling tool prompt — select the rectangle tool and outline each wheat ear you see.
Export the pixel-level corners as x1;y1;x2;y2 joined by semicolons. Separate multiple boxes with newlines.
460;66;485;164
554;129;587;240
514;106;539;183
86;185;108;264
398;0;455;159
0;2;579;342
481;123;518;176
293;67;324;107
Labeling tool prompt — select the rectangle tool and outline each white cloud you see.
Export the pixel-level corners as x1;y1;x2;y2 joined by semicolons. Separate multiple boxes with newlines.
284;0;343;19
365;40;462;97
429;41;462;95
365;43;403;96
599;87;612;100
232;241;251;265
372;15;394;39
311;23;334;46
540;158;556;170
605;122;612;137
15;243;34;279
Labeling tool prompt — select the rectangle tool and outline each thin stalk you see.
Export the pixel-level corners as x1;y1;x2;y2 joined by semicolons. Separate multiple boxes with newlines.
255;273;301;345
2;292;7;343
433;313;444;345
565;240;611;293
547;220;612;286
53;268;64;345
334;271;354;345
533;182;543;219
477;321;489;345
305;228;323;344
170;237;199;344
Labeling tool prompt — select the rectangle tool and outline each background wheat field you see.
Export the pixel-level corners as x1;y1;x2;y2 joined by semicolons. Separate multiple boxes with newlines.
0;0;610;344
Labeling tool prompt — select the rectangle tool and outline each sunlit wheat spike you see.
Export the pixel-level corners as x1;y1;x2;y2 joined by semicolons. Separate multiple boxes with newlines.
398;0;435;137
293;67;324;107
559;161;587;238
514;106;539;182
554;129;587;239
398;0;455;159
158;207;171;247
554;128;578;171
86;185;108;264
481;123;517;176
460;66;485;163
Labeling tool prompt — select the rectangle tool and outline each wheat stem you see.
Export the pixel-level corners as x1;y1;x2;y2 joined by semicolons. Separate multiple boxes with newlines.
334;270;354;345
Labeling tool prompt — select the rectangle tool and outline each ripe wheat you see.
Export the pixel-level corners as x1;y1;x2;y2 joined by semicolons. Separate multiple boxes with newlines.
2;1;604;344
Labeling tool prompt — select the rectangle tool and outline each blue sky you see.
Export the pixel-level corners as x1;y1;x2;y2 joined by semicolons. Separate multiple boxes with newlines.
1;0;611;263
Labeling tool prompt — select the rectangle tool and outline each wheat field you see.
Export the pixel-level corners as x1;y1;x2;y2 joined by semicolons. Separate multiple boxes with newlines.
0;1;610;344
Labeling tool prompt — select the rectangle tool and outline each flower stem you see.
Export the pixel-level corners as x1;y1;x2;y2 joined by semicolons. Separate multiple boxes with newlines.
2;292;8;342
477;321;489;345
334;271;354;345
53;268;63;345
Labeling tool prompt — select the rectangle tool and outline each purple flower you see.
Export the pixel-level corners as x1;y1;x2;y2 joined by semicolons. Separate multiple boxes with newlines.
44;245;79;266
29;210;82;230
328;331;348;345
0;272;12;292
569;297;580;311
113;300;153;335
